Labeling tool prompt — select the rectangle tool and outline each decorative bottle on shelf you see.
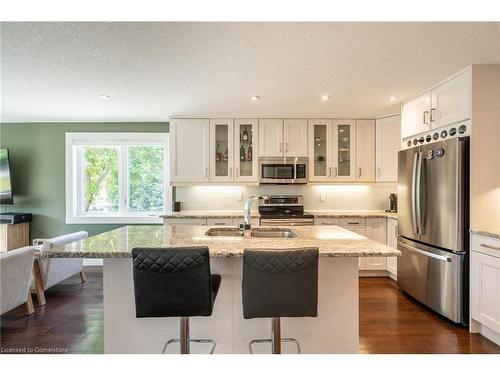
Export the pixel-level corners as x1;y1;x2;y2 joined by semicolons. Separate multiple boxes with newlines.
240;144;246;161
247;145;252;162
216;143;221;162
223;148;228;162
242;129;249;142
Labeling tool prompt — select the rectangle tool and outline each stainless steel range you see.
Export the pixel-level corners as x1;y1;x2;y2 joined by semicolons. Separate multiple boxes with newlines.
259;195;314;226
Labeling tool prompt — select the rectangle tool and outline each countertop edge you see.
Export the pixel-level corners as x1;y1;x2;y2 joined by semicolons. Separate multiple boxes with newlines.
470;229;500;240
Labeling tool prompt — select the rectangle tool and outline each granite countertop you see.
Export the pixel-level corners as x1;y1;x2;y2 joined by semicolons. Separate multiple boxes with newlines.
160;210;398;219
470;229;500;240
160;210;260;219
39;225;401;259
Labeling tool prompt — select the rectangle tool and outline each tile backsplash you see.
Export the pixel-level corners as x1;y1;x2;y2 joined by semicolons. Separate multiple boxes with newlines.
174;183;397;211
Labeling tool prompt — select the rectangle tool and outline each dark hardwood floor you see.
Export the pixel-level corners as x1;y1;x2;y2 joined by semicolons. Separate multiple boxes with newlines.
1;268;499;354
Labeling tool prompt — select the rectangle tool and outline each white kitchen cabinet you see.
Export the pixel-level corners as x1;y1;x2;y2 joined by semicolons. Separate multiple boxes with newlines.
308;119;334;182
365;218;387;270
356;120;376;182
210;119;234;182
259;119;308;157
386;218;398;278
376;116;401;182
314;217;340;226
470;234;500;344
338;218;366;270
170;119;210;183
332;120;357;181
401;93;431;139
234;119;258;182
258;119;283;157
284;119;308;157
430;70;470;129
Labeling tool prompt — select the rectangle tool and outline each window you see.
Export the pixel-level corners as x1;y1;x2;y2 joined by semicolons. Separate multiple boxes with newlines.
66;133;169;224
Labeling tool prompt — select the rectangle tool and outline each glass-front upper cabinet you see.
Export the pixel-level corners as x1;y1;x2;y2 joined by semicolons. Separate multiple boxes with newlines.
234;119;258;182
209;119;234;181
308;119;333;181
332;120;357;180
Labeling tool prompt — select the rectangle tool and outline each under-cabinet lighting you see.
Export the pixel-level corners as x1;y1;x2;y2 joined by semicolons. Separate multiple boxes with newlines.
321;95;331;101
99;94;111;100
251;96;261;101
389;96;397;101
312;184;370;194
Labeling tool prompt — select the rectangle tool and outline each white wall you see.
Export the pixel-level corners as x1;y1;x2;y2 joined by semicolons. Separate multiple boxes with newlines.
175;183;397;211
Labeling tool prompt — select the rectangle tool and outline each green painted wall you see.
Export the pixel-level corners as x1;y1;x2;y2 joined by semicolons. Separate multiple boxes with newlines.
0;122;168;240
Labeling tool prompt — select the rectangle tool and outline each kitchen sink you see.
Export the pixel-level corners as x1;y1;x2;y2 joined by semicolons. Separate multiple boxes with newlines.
204;227;297;238
250;228;297;238
205;228;244;237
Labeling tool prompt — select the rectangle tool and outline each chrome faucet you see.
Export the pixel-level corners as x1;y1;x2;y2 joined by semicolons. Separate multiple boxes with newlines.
241;195;269;230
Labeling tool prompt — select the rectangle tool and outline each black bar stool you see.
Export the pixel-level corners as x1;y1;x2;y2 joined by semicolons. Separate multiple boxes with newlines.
131;247;221;354
242;247;319;354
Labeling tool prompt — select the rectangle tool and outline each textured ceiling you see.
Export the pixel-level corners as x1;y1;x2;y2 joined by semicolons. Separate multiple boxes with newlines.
1;22;499;122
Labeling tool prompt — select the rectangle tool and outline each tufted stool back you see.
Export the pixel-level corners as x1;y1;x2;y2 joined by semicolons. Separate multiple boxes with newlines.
242;247;319;319
132;247;220;318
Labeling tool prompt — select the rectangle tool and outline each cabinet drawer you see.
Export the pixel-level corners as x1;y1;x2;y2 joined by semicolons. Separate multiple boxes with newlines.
339;217;366;228
314;218;340;226
164;218;207;226
471;233;500;258
207;218;235;226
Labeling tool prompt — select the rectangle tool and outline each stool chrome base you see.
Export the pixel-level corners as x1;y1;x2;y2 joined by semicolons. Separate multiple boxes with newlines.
162;317;216;354
248;318;301;354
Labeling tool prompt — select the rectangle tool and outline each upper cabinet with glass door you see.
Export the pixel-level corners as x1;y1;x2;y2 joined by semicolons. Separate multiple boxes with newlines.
332;120;357;180
234;119;258;182
209;119;234;182
308;119;333;181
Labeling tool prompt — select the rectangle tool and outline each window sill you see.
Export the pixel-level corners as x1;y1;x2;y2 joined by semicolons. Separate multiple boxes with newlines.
66;216;163;225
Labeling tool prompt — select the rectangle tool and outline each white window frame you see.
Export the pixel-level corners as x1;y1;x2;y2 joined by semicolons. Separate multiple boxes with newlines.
66;132;170;224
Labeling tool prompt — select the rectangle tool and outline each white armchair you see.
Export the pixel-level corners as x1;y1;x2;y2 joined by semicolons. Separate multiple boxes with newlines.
1;246;36;315
32;231;88;306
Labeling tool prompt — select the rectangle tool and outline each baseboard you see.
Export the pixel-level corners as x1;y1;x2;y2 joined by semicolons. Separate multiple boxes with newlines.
83;259;103;266
359;270;389;277
387;271;397;281
472;321;500;346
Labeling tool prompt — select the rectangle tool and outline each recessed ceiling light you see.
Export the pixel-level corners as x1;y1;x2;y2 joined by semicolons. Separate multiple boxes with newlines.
251;95;261;101
100;94;111;100
389;96;397;101
321;95;331;101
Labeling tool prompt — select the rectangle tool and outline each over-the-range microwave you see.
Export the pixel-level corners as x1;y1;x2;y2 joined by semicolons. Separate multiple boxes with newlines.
258;157;308;184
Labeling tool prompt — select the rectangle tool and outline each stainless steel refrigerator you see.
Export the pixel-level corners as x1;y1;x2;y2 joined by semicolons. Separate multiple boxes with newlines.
397;137;469;325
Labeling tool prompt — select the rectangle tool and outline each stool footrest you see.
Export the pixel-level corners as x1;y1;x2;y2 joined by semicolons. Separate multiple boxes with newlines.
249;337;301;354
162;338;216;354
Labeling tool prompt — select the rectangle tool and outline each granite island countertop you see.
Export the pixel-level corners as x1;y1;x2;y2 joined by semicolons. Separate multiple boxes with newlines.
40;225;401;259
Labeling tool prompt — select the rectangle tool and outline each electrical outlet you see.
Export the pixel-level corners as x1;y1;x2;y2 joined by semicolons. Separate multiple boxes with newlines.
237;192;243;201
320;193;326;202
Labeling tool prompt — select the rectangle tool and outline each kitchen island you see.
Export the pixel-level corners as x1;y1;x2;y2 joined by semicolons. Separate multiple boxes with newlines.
42;225;400;354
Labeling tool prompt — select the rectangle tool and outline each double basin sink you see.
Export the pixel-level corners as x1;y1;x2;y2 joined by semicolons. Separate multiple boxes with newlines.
205;227;297;238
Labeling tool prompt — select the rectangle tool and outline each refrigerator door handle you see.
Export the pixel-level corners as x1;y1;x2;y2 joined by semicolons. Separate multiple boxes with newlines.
416;152;426;235
402;243;453;262
411;151;419;235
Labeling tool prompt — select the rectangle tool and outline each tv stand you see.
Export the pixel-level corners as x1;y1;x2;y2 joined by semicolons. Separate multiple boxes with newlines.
0;213;31;251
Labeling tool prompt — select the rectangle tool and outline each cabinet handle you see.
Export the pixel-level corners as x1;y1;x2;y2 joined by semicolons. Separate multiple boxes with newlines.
430;108;436;122
423;111;429;125
279;143;282;153
376;167;381;178
394;225;398;237
358;167;362;178
229;167;233;177
348;222;360;225
334;167;338;177
285;142;288;153
205;167;208;178
328;167;332;177
236;167;239;177
480;243;500;251
214;222;227;226
322;222;335;225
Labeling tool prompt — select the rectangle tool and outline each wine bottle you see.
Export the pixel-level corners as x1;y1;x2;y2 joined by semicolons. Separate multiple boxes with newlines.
240;144;246;161
247;145;252;162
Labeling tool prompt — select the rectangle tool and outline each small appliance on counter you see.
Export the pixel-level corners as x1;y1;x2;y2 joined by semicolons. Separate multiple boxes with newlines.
172;201;181;212
386;193;398;213
258;195;314;226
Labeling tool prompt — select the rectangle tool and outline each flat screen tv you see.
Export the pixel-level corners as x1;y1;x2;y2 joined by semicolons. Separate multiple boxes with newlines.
0;149;13;205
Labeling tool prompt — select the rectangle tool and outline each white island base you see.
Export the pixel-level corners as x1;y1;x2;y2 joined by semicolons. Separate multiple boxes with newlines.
103;256;359;354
